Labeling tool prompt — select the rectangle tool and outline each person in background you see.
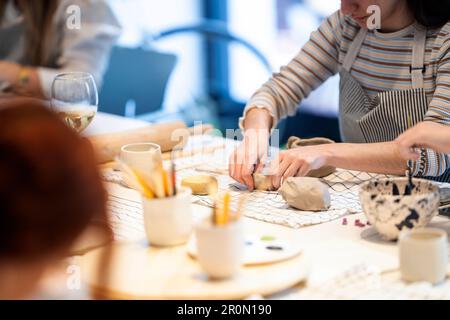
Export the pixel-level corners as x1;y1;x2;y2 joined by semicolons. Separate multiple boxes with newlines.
0;0;121;98
230;0;450;190
396;122;450;160
0;98;109;299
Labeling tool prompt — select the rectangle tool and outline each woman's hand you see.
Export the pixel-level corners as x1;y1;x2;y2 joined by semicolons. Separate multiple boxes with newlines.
229;107;273;191
229;129;270;191
0;61;21;83
396;121;450;159
0;61;43;98
268;145;330;189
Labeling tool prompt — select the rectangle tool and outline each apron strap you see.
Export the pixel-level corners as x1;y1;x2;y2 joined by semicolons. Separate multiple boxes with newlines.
342;28;368;72
411;26;427;89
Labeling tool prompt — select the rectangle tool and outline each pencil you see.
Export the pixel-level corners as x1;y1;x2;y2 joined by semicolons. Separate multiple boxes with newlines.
162;166;174;197
222;192;230;225
213;193;226;226
212;193;220;225
153;163;167;198
135;171;156;199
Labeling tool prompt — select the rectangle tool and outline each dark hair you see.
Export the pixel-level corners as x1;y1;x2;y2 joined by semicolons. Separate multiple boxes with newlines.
407;0;450;28
0;0;58;65
0;98;109;262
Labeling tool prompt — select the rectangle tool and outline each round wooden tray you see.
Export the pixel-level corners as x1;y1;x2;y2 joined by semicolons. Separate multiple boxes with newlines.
80;240;308;300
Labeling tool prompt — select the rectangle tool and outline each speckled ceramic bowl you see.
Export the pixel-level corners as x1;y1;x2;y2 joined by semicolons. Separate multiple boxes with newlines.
359;178;440;241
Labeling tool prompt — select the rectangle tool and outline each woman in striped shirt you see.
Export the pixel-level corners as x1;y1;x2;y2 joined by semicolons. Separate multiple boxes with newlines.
230;0;450;190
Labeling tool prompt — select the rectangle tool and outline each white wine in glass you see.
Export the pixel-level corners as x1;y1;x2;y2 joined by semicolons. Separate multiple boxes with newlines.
51;72;98;133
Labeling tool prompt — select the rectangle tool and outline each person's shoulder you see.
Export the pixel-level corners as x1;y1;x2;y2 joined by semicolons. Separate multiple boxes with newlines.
428;21;449;39
432;22;450;54
438;21;450;37
325;10;360;40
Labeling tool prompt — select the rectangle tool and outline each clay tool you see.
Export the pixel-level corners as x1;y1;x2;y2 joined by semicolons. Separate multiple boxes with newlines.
404;117;415;195
171;161;177;196
404;159;415;196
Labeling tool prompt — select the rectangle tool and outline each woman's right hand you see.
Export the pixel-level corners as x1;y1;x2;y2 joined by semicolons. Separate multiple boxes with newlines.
228;129;269;191
229;129;270;191
229;107;273;190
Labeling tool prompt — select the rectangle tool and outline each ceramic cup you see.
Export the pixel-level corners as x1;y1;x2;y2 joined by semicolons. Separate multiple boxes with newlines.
120;142;164;196
195;218;244;279
399;228;448;284
120;142;162;172
141;187;193;247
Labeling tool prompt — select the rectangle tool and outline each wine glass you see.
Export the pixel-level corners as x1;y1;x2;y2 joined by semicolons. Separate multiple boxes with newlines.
51;72;98;133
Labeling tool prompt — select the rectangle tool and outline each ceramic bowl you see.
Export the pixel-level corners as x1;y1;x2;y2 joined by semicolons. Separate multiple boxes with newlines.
359;178;440;241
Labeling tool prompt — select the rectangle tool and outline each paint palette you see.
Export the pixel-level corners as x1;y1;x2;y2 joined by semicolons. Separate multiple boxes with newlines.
187;234;303;266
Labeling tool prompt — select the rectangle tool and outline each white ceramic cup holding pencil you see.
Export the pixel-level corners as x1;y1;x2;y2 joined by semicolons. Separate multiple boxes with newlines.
195;218;245;279
120;142;165;198
141;187;193;247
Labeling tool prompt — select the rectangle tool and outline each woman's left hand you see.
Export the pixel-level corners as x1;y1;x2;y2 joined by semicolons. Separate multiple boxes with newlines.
396;121;450;158
268;145;330;189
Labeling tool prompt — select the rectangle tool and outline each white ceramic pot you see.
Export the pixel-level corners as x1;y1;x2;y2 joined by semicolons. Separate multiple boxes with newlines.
195;219;244;279
141;187;193;247
399;228;448;284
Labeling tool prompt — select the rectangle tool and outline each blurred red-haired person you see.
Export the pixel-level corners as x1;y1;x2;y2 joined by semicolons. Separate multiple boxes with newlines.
0;98;109;299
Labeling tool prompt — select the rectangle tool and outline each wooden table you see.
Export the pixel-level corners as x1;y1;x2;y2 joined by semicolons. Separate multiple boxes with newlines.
36;112;450;299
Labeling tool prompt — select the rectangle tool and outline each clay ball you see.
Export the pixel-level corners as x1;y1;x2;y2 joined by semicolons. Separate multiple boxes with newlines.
279;177;331;211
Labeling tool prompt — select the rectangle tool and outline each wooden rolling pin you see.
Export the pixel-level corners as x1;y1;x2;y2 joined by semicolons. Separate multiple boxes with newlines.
89;122;214;164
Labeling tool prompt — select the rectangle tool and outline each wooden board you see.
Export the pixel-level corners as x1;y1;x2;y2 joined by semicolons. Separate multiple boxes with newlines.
89;123;215;164
89;121;187;163
80;241;308;300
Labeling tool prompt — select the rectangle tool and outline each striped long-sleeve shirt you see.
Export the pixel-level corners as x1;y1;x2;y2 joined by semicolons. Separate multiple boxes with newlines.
240;10;450;178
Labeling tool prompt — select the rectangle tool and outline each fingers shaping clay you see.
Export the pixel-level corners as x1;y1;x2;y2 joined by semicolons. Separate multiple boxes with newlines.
253;173;272;191
279;177;331;211
287;136;336;178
